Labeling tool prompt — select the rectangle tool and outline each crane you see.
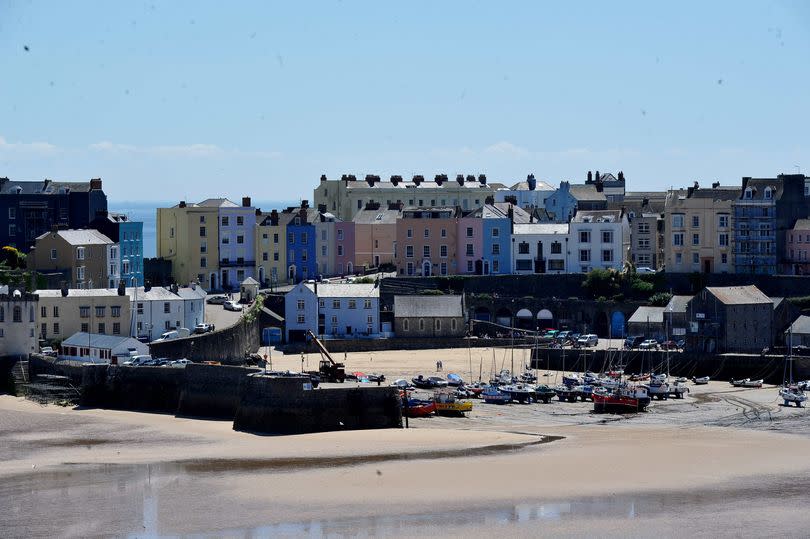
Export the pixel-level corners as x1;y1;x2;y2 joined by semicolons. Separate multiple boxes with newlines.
305;330;346;383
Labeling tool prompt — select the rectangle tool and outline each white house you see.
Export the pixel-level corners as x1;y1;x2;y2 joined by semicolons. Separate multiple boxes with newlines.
127;284;205;341
511;223;570;274
59;332;149;363
568;210;630;273
494;175;555;211
0;288;39;357
285;282;380;341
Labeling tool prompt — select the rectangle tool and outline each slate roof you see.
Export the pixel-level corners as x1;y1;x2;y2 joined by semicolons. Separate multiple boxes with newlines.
572;210;623;223
36;229;114;245
36;288;123;298
569;184;607;202
241;277;259;286
740;178;784;201
791;219;810;231
0;178;99;194
394;295;463;318
62;332;141;349
126;286;183;302
665;295;693;314
513;223;569;235
787;315;810;335
304;283;379;298
177;286;207;300
508;180;555;191
706;285;772;305
628;306;665;324
353;208;401;225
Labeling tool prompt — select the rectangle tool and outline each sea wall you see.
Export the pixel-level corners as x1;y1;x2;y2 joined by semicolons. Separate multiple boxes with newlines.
149;316;261;363
233;375;402;434
177;363;260;418
282;337;529;355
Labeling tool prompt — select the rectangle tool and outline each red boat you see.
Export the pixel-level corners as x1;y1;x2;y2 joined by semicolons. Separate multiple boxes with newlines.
402;398;436;418
593;385;651;413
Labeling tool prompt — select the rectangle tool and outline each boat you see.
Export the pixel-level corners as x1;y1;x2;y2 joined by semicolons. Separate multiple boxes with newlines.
481;385;511;404
779;338;807;407
645;381;670;400
433;391;473;416
499;383;535;404
411;375;448;389
593;384;651;413
675;376;688;384
554;384;579;402
463;382;486;398
402;398;436;417
519;371;537;383
492;369;514;385
533;384;556;403
628;373;650;382
446;373;464;387
575;384;594;401
731;378;763;388
582;371;600;385
668;382;690;399
650;373;668;384
562;374;582;386
692;376;710;385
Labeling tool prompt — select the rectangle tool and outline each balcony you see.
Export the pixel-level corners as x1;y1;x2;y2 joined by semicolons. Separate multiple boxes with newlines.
220;259;256;268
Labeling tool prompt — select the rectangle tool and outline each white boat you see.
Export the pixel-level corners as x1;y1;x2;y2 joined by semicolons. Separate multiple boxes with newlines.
692;376;710;385
650;373;668;384
645;381;670;400
779;338;806;407
731;378;763;388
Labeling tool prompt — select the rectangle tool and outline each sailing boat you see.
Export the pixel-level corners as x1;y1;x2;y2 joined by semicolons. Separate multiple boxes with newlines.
779;332;807;407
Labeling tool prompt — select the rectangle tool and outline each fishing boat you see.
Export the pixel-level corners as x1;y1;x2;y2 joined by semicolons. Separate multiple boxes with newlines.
575;384;594;401
499;383;535;404
433;391;473;416
645;381;670;400
779;338;807;407
402;398;436;417
692;376;710;385
533;384;556;403
481;385;511;404
730;378;763;388
554;384;579;402
411;375;448;389
593;384;651;413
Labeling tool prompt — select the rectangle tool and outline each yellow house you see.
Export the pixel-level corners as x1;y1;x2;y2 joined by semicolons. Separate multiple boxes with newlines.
156;200;221;291
255;209;292;288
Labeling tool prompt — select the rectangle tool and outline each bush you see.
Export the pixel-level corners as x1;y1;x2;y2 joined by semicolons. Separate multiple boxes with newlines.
649;292;673;307
419;289;444;295
583;269;621;298
630;279;654;295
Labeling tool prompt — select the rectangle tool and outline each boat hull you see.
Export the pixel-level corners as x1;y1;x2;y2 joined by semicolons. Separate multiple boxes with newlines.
434;401;473;416
593;392;650;413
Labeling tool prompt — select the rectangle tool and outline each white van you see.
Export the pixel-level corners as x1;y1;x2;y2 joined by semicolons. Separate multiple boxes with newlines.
153;328;190;343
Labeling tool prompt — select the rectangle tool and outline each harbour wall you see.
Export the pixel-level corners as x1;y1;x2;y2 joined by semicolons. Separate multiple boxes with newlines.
177;363;261;418
149;316;261;363
233;375;401;435
283;337;530;355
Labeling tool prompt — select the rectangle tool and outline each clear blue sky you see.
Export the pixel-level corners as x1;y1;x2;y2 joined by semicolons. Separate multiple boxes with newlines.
2;1;809;202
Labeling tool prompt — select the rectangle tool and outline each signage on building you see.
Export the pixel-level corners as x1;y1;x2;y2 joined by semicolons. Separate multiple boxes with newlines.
672;327;686;336
690;322;699;333
695;313;705;319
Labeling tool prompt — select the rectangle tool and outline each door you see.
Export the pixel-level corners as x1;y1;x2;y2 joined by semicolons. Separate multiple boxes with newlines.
422;261;431;276
703;259;711;274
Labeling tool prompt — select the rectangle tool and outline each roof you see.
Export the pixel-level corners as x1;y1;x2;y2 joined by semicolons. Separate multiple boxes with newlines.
572;210;623;224
177;286;207;300
668;186;741;203
513;223;569;235
343;180;492;190
792;219;810;231
171;198;238;209
126;286;183;302
260;306;284;322
706;285;772;305
36;288;123;298
508;180;555;191
787;315;810;335
665;295;693;314
0;179;99;195
353;207;401;225
628;306;665;324
740;178;784;201
258;211;297;227
241;277;259;286
394;295;463;318
569;185;606;202
62;332;140;349
304;283;379;298
36;229;114;245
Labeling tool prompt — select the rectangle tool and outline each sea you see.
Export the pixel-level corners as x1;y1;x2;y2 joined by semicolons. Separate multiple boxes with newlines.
109;200;298;259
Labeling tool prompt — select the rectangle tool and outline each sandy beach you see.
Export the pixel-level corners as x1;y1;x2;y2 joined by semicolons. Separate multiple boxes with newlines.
4;346;810;537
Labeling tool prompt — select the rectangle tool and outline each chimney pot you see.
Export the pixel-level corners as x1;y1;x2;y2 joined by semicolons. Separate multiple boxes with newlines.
242;196;251;207
179;200;186;208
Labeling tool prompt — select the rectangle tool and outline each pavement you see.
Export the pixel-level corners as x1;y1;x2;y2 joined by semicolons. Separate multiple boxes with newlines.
203;294;244;331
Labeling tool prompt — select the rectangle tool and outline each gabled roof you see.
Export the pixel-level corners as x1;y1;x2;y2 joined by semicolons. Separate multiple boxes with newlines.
36;229;114;245
569;185;606;202
394;295;463;318
126;286;182;302
740;178;784;201
37;288;123;298
513;223;569;235
628;306;665;324
177;286;207;300
705;285;772;305
303;283;378;298
241;277;259;285
508;180;555;191
665;295;693;314
791;219;810;231
787;315;810;335
572;210;623;224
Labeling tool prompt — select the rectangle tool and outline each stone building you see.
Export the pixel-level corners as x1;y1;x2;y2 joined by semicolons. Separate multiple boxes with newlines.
785;219;810;275
394;295;464;338
30;229;118;289
0;287;39;357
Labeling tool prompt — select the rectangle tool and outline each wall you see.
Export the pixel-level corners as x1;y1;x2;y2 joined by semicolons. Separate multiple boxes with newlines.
149;315;260;362
177;363;260;418
233;375;401;434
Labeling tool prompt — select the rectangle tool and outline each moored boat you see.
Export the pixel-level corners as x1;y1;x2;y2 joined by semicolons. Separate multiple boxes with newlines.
433;391;473;416
402;398;436;417
499;383;535;404
554;384;579;402
593;384;651;413
731;378;763;388
533;384;556;403
481;385;511;404
779;385;807;407
692;376;710;385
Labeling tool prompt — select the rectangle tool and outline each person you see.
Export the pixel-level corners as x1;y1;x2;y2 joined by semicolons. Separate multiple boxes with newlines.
436;360;440;371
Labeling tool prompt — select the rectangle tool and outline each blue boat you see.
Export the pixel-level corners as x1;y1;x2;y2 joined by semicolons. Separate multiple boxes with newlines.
482;385;511;404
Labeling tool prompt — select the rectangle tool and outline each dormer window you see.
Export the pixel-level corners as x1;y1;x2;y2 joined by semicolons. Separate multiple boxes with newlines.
744;187;753;199
764;187;773;200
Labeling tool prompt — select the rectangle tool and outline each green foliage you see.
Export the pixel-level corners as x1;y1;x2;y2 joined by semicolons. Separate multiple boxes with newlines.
419;289;445;295
630;279;654;294
353;276;375;284
611;293;625;302
582;268;621;298
0;246;25;270
788;296;810;309
649;292;674;307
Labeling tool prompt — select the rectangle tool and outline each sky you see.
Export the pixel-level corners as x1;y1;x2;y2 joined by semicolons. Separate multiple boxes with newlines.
1;1;809;203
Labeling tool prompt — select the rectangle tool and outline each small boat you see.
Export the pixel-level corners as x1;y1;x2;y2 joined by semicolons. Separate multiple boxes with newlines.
668;382;690;399
583;371;600;384
675;376;688;384
554;385;579;402
411;375;448;389
692;376;710;385
562;374;582;386
628;373;650;382
779;385;807;407
481;385;511;404
650;373;668;384
593;384;651;413
446;373;464;387
499;383;535;404
402;398;436;418
798;380;810;392
645;381;670;400
598;377;622;390
366;373;385;383
575;384;594;401
433;391;473;416
519;372;538;383
731;378;763;388
491;369;514;385
533;384;556;404
463;382;485;398
391;378;413;389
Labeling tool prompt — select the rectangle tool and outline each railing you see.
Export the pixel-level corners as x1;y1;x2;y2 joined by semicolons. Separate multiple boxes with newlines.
219;259;256;267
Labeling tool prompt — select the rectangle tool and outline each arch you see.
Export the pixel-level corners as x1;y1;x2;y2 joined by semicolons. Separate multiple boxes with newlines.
495;307;512;327
516;308;533;319
515;308;534;330
288;265;297;282
610;311;626;338
418;318;425;331
536;309;553;320
594;311;609;337
473;306;491;322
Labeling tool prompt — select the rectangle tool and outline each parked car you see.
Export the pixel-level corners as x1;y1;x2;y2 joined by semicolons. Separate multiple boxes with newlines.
123;354;152;366
207;294;228;305
624;335;644;349
171;359;192;367
660;340;680;351
194;323;215;334
577;334;598;347
40;346;56;357
224;300;243;312
636;267;657;274
639;339;659;350
153;328;191;343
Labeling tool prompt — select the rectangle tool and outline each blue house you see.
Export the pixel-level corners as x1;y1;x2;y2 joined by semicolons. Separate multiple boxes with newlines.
470;203;529;275
90;211;145;286
283;204;318;282
543;181;607;223
1;177;107;252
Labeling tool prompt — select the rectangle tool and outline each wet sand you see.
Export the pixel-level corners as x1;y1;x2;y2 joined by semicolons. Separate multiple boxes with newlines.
3;346;810;537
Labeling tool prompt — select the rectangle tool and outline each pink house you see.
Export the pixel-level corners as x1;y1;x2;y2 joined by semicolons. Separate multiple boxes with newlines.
786;219;810;275
394;207;459;276
334;221;356;275
457;215;484;275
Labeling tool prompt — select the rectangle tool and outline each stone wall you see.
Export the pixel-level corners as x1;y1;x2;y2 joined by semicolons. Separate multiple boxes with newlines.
233;375;401;434
283;337;531;355
177;363;260;418
149;316;261;363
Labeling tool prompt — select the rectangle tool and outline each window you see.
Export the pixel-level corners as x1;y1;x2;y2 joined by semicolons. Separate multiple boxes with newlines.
764;187;773;199
407;228;413;238
602;250;613;262
164;302;170;313
273;233;279;244
551;242;562;254
721;253;728;264
237;235;244;244
199;226;206;237
357;199;363;210
80;306;90;318
319;299;325;308
492;260;500;273
548;259;564;271
675;253;682;264
332;299;340;309
672;215;684;228
441;228;447;238
200;257;207;268
440;262;447;275
465;244;473;256
492;244;500;255
673;233;684;246
165;321;171;330
406;246;414;258
297;299;305;310
337;245;343;256
364;299;372;309
237;216;244;226
76;246;85;260
222;236;230;245
406;262;414;275
719;215;729;228
579;231;590;243
424;228;430;238
97;323;105;334
113;322;121;335
95;306;105;317
221;216;229;226
419;319;425;331
638;239;650;249
518;242;530;255
579;250;591;262
348;300;357;309
321;245;327;256
13;306;22;323
8;207;15;219
297;314;305;324
692;252;699;264
301;251;308;262
336;229;344;241
40;323;47;337
435;319;441;331
50;248;57;260
288;232;294;244
692;215;700;227
53;306;59;317
403;319;409;331
263;252;269;261
719;234;729;247
200;215;206;223
466;227;473;238
40;306;47;318
744;187;753;199
274;252;279;261
423;245;431;258
301;232;308;244
692;233;700;246
440;245;448;257
76;266;85;281
637;222;650;234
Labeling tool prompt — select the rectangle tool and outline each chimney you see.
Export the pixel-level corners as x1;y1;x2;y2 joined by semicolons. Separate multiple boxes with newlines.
60;282;69;297
301;199;309;209
712;181;720;189
507;205;514;221
191;282;196;290
434;174;446;186
587;171;593;182
242;196;252;208
255;208;262;216
484;195;494;204
390;174;402;186
478;174;487;185
527;174;537;191
466;174;476;183
505;195;517;205
365;174;380;186
318;203;327;213
144;280;152;293
89;178;103;190
298;208;307;221
270;209;279;225
642;197;650;207
594;171;600;183
320;174;327;182
456;174;464;186
347;174;357;182
412;175;424;186
687;186;695;198
117;280;125;296
179;200;186;208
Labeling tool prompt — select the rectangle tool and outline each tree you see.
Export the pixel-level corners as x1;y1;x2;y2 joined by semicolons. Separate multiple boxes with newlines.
0;246;25;270
582;268;621;298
